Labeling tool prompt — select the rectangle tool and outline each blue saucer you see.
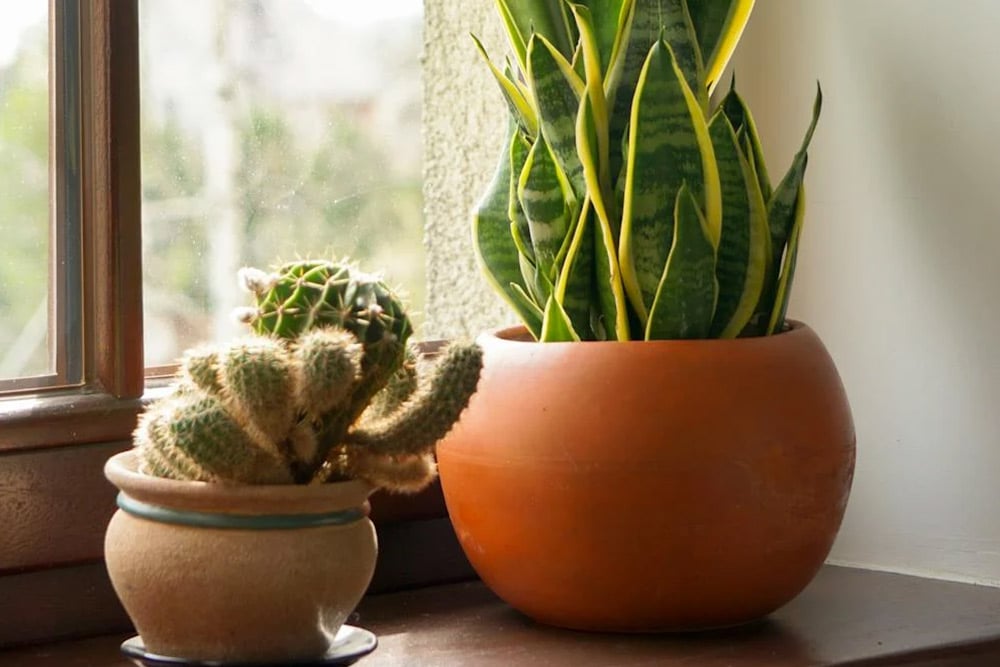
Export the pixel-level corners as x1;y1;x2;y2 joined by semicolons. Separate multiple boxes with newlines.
120;625;377;666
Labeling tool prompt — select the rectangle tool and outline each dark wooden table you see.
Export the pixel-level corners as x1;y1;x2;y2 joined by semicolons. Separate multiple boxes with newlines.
3;566;1000;666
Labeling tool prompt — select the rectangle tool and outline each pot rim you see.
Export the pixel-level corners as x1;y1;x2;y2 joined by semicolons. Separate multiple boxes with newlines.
105;450;374;516
479;320;809;348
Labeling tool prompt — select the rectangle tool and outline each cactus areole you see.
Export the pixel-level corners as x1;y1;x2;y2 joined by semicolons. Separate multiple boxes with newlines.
132;259;483;489
472;0;821;342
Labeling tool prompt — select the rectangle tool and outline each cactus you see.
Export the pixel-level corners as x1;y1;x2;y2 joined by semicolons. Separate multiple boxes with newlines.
473;0;821;341
134;261;483;490
239;260;414;437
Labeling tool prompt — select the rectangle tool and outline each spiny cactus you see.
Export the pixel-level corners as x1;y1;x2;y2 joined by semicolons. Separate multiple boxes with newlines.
238;260;414;440
134;260;483;490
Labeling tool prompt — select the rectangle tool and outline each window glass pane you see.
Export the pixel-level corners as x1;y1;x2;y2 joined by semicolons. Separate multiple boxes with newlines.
0;2;51;380
140;0;425;366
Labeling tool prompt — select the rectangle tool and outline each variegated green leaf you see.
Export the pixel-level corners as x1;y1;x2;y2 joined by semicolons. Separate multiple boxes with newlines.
646;184;718;340
689;0;755;94
517;135;575;289
572;1;628;341
540;293;581;342
509;282;545;338
658;0;706;109
579;0;629;73
510;222;545;303
509;129;533;264
767;186;805;334
569;3;612;199
578;88;630;340
722;84;772;202
606;0;665;180
471;35;539;138
620;39;720;323
605;0;707;180
473;124;543;338
767;84;822;269
707;111;769;338
528;35;586;198
555;197;597;338
743;85;820;336
495;0;575;72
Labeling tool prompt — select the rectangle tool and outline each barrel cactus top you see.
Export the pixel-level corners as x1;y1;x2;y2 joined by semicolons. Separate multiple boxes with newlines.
133;260;482;490
240;259;413;347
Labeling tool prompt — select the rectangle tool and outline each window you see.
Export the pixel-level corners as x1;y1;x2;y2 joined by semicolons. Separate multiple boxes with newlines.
1;1;441;645
1;0;425;401
0;0;84;392
139;0;426;367
0;0;426;391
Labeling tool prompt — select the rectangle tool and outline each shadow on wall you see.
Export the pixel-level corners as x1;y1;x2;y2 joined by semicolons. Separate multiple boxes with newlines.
731;0;1000;585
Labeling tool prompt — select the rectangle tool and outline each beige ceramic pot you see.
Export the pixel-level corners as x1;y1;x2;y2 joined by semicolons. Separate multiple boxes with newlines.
437;322;855;632
104;451;377;663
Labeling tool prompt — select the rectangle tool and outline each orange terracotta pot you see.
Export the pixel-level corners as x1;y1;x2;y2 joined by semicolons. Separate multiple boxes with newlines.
436;321;855;632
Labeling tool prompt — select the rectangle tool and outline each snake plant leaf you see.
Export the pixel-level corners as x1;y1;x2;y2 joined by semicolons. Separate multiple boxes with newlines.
509;221;546;304
578;92;630;340
572;6;631;342
707;111;769;338
742;85;821;336
473;124;544;338
689;0;755;94
569;3;612;197
509;127;534;264
606;1;668;180
528;34;587;198
555;197;597;338
517;135;576;291
646;184;719;340
658;0;707;110
767;185;805;334
540;293;582;342
471;35;539;138
509;281;545;338
767;84;822;269
495;0;576;72
620;38;721;323
578;0;629;72
722;84;772;202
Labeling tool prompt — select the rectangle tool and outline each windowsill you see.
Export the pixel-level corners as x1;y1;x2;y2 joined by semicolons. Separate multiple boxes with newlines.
2;566;1000;666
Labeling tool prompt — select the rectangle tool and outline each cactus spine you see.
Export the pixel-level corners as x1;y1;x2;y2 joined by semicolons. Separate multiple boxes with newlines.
134;260;482;490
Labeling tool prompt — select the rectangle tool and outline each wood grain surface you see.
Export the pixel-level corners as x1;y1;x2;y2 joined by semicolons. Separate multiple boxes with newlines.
2;566;1000;666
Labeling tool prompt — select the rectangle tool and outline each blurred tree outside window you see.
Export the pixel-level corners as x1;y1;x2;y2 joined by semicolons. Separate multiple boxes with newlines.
141;0;426;366
0;2;51;381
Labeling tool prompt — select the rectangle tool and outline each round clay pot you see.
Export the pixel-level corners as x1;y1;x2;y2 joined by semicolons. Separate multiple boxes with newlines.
436;322;855;632
104;451;377;662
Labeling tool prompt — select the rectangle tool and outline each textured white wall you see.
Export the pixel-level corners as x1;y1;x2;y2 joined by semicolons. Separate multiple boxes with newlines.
422;0;514;339
424;1;1000;584
732;1;1000;585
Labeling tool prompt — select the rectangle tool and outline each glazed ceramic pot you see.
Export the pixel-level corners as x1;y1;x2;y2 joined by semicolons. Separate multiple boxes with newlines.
436;322;855;632
104;451;377;662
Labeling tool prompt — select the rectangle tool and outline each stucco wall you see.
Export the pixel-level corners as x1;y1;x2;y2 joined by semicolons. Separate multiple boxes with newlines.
422;0;513;339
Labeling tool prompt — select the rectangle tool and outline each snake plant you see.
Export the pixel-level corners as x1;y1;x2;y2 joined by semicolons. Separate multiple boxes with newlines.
473;0;821;341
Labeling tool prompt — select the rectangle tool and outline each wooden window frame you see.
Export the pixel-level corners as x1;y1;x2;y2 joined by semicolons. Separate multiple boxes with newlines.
1;0;144;442
0;1;466;649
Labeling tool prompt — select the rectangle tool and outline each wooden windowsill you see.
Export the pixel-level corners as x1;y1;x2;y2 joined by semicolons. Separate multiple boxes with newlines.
2;565;1000;666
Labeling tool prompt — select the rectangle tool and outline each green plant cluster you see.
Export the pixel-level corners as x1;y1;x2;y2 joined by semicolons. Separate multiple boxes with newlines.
473;0;821;341
134;260;482;490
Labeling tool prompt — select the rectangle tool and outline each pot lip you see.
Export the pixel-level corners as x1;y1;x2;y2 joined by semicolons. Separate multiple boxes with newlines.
479;320;811;347
105;450;375;516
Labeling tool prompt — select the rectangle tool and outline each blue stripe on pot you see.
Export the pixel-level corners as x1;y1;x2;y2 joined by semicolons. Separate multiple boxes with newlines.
116;493;366;530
